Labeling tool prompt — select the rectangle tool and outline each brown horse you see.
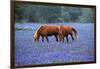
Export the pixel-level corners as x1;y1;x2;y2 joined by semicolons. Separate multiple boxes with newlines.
59;26;78;42
33;25;60;42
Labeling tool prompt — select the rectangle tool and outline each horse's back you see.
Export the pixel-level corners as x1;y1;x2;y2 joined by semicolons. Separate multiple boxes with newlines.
38;25;60;36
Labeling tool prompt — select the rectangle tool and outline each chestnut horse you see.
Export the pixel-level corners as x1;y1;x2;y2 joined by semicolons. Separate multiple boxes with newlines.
33;25;60;42
59;26;78;42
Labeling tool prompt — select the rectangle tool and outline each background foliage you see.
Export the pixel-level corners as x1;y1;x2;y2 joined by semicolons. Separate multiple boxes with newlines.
14;3;95;23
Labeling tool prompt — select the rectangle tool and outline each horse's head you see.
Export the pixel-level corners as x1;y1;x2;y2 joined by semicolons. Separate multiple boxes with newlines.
33;31;39;42
33;25;44;42
58;26;64;42
59;33;64;42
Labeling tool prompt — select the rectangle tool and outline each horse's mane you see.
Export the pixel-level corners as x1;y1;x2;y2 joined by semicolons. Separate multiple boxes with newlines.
34;25;44;38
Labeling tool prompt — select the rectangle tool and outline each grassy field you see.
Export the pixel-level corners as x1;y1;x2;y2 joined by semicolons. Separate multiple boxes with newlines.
15;23;95;66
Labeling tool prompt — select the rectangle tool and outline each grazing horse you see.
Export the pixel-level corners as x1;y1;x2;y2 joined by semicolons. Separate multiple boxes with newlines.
33;25;60;42
59;26;78;42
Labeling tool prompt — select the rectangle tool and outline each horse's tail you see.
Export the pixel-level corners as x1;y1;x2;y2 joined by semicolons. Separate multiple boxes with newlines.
71;27;78;40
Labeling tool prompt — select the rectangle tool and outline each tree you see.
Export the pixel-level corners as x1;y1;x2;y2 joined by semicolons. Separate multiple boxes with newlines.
78;8;95;23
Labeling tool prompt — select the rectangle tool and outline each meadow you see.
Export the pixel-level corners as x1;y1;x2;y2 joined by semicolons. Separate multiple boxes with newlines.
15;23;94;66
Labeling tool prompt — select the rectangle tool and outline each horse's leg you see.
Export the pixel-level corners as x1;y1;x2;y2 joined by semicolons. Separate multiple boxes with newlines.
42;36;44;42
61;35;64;42
55;35;58;42
60;35;64;42
66;36;69;42
63;36;64;42
45;36;49;42
70;33;74;41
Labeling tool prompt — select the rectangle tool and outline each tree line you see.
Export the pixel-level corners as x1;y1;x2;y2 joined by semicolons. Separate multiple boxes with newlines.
14;3;95;23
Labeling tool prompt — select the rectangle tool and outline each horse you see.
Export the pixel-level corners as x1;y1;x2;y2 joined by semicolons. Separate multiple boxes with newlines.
33;25;60;42
59;26;78;42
